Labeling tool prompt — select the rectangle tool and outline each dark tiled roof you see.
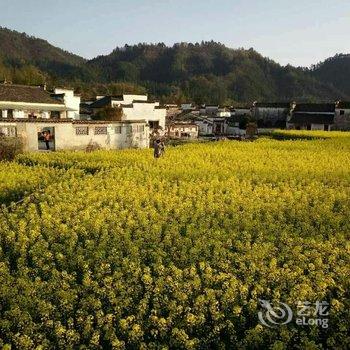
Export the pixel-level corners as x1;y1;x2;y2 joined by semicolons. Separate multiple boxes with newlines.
289;113;334;124
89;96;112;108
293;103;335;113
255;102;291;108
230;106;251;111
337;101;350;109
89;96;123;108
0;84;64;104
133;100;155;104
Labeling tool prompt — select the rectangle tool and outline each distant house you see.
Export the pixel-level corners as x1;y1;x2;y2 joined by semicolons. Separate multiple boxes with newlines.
252;102;291;127
195;116;228;136
230;106;251;117
89;94;166;132
165;104;181;119
335;101;350;130
216;107;231;118
181;103;194;111
287;103;335;131
167;123;198;139
199;105;219;116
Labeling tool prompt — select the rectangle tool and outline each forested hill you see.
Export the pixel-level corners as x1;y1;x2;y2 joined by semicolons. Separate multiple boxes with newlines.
87;42;346;103
0;27;93;85
311;54;350;98
0;27;348;103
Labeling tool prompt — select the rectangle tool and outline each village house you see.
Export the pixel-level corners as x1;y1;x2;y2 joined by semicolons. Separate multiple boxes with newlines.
165;104;181;120
193;115;228;136
199;105;219;116
334;101;350;130
51;88;81;119
0;83;74;120
252;102;292;127
181;103;194;111
89;94;166;132
287;103;335;131
166;122;199;139
230;106;251;117
0;84;149;151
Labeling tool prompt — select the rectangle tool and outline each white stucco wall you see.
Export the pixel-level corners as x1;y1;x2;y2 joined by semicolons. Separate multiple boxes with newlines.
217;111;231;117
168;125;198;138
122;95;148;104
195;120;213;135
54;88;81;120
0;121;149;152
122;103;166;129
311;123;329;131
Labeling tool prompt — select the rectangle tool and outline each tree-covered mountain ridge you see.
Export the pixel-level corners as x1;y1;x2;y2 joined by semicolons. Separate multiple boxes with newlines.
0;27;349;104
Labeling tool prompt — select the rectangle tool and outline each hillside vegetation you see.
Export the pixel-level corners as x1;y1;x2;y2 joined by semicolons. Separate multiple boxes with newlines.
312;54;350;98
0;27;93;85
0;27;349;103
88;42;345;103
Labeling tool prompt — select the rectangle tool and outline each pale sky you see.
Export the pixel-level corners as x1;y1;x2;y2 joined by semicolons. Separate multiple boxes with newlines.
1;0;349;67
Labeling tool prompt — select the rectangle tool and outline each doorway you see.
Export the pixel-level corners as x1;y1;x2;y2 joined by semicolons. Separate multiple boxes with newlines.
38;127;55;151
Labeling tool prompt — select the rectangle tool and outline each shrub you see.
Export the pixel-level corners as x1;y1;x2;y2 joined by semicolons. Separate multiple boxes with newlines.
0;136;24;160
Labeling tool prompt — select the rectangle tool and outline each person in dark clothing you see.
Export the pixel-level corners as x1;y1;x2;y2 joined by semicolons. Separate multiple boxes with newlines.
43;131;51;150
153;139;165;158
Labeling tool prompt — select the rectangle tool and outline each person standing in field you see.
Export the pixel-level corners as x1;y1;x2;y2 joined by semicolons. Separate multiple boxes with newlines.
160;139;165;156
43;131;51;150
153;139;165;158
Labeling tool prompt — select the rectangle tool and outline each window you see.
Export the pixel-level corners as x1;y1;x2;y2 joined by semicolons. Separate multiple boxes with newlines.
94;126;107;135
0;126;17;137
7;109;13;118
124;125;132;135
340;110;345;115
50;111;60;119
115;126;122;134
76;127;89;135
149;120;159;129
137;125;145;133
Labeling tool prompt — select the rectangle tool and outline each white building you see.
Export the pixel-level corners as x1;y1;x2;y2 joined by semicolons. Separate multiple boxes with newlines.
0;119;149;151
0;83;72;119
199;105;219;116
89;94;166;131
167;123;198;139
194;116;228;136
287;103;335;131
52;88;81;119
0;84;149;151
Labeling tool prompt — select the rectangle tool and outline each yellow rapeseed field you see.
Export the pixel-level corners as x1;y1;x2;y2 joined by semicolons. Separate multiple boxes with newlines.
0;131;349;349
